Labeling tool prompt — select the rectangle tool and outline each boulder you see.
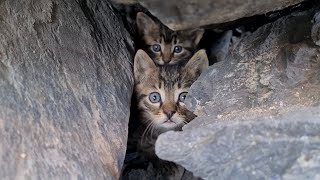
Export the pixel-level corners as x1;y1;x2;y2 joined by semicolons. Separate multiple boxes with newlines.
0;0;133;179
155;8;320;179
112;0;305;30
156;106;320;179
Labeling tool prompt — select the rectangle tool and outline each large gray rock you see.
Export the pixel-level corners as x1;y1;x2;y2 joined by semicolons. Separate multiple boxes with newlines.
155;8;320;180
112;0;304;30
187;9;320;119
156;106;320;179
0;0;133;179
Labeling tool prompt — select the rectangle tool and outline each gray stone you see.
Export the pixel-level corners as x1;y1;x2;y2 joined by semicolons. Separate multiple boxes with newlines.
187;9;320;119
112;0;304;30
155;8;320;180
312;12;320;46
156;106;320;180
0;0;133;179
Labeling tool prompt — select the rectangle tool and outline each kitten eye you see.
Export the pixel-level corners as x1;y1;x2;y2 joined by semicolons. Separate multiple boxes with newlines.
149;92;161;103
174;46;183;53
178;92;188;102
151;44;161;52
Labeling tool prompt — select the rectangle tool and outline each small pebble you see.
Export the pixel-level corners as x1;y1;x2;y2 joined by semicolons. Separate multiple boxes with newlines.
20;153;27;159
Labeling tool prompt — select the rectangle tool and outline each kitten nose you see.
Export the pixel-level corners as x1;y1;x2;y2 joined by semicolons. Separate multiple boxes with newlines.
164;110;176;119
163;59;171;64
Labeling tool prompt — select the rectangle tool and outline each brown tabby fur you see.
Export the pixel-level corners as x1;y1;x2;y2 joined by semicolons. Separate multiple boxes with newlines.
136;12;204;65
128;49;208;177
122;50;208;178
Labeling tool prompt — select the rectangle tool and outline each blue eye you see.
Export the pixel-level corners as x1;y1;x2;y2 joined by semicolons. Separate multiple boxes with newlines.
149;92;161;103
178;92;188;102
174;46;183;53
152;44;161;52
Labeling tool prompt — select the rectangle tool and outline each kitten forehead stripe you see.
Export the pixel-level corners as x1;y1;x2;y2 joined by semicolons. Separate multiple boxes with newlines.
136;12;204;65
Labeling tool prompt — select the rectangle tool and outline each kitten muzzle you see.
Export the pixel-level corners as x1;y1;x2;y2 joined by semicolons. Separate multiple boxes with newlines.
163;59;171;64
164;110;176;119
164;119;175;123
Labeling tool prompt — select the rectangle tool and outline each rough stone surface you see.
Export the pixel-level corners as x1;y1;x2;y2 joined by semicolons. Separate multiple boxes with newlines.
0;0;133;179
187;9;320;119
156;106;320;180
312;12;320;46
155;8;320;180
112;0;304;30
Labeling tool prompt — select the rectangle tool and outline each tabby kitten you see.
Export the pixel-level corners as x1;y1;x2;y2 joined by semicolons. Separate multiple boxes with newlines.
122;49;208;179
136;12;204;65
133;49;208;156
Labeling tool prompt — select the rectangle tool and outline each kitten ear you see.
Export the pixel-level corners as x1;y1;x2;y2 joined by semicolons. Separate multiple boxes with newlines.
185;28;204;46
184;49;209;77
134;50;158;82
136;12;159;36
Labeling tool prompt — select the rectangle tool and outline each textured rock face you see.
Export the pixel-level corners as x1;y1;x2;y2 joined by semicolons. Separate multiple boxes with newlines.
156;106;320;180
187;9;320;118
155;8;320;179
112;0;304;30
0;0;133;179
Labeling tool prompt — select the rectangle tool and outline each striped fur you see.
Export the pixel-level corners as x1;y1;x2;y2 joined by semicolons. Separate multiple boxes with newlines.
134;49;208;134
123;49;208;177
136;12;204;65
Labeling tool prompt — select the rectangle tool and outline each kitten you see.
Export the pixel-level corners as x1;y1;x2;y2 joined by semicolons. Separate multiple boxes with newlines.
122;49;208;179
136;12;204;65
134;49;208;133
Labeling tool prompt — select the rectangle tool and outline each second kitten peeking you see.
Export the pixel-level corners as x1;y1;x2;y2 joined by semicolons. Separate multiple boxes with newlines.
136;12;204;65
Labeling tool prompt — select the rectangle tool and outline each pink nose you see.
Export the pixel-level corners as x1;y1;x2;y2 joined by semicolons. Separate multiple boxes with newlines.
164;110;176;119
163;59;171;64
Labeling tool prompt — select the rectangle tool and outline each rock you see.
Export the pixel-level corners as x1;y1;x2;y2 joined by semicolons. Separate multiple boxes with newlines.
156;106;320;179
312;12;320;46
186;9;320;119
0;0;133;179
111;0;305;30
155;8;320;179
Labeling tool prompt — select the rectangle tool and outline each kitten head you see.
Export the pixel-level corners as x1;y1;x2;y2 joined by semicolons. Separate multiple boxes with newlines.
136;12;204;65
134;49;208;132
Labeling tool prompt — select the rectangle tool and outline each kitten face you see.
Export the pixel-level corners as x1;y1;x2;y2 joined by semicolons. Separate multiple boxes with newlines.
134;49;208;131
136;12;204;65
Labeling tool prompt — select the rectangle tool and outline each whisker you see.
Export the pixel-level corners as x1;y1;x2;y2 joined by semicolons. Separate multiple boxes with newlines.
141;122;153;144
150;124;156;138
146;123;153;137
